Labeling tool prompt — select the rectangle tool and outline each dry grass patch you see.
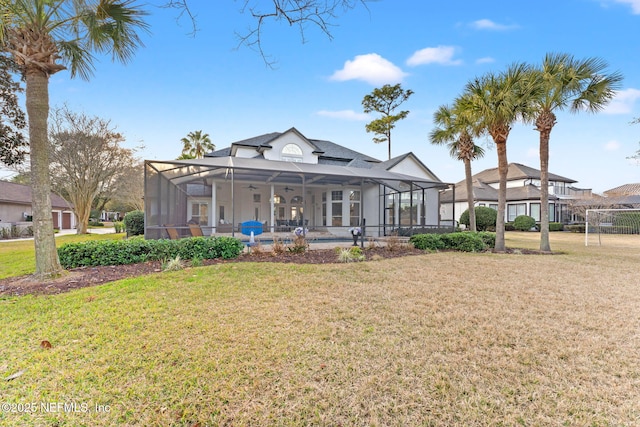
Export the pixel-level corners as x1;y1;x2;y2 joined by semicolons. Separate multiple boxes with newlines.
1;233;639;426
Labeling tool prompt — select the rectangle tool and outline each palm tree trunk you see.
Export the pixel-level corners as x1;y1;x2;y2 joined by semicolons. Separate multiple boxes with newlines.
537;112;555;253
26;69;63;278
495;139;508;252
464;158;476;232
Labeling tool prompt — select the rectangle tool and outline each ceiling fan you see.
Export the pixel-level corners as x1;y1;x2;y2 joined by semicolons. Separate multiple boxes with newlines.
245;184;258;191
283;186;294;192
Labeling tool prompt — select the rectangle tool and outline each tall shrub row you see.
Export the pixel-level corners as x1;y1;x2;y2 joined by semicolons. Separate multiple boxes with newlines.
58;236;243;268
410;232;495;252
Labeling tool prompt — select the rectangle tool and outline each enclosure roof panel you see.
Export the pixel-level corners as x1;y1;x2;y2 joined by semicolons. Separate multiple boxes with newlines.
146;157;450;189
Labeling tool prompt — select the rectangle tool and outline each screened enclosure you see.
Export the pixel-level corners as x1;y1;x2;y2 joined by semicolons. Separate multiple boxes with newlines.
144;157;452;240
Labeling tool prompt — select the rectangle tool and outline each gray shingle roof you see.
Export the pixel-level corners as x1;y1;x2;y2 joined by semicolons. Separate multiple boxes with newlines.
604;183;640;195
0;180;72;209
472;163;576;184
205;127;381;165
441;179;560;203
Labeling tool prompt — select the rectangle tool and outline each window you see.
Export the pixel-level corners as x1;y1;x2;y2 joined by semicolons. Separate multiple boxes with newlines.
273;194;285;204
191;202;209;225
507;203;526;222
281;143;303;162
253;194;261;203
331;191;343;226
530;203;541;222
349;190;360;226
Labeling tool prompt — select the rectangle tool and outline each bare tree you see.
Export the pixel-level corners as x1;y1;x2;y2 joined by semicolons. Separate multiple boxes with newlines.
164;0;367;64
49;107;140;234
106;161;145;213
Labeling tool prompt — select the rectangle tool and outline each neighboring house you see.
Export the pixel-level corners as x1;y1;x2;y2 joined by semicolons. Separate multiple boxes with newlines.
0;180;75;230
440;163;592;225
600;183;640;207
565;183;640;211
144;127;450;239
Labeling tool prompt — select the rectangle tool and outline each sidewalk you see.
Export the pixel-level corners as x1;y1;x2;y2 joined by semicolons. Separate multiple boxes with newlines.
0;227;117;243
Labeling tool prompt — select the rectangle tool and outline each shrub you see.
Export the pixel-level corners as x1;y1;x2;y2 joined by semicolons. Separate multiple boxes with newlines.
440;232;486;252
512;215;536;231
88;219;105;227
410;232;495;252
549;222;564;232
459;207;497;231
565;224;586;233
162;256;184;272
337;246;365;263
287;236;308;253
409;234;445;251
58;236;243;268
477;231;496;248
123;210;144;236
113;221;125;233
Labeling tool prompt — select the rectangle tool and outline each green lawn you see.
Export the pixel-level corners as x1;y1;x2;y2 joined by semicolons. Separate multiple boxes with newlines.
1;232;639;426
0;233;125;279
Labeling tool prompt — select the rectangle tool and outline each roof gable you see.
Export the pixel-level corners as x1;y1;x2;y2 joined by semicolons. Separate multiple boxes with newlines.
0;180;71;209
378;152;442;181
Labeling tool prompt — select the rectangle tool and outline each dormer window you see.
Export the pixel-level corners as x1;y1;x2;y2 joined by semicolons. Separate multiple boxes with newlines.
281;143;303;162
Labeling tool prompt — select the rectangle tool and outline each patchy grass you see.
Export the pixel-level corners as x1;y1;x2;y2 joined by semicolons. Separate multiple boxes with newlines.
0;233;125;279
1;233;639;426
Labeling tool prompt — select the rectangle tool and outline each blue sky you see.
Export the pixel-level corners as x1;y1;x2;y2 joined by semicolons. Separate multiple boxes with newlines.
4;0;640;193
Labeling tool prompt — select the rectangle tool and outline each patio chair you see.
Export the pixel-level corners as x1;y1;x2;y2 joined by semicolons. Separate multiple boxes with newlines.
165;225;179;240
188;223;203;237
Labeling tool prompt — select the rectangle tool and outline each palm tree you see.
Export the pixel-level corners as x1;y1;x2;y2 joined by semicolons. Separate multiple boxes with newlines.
181;130;214;159
459;63;536;252
430;100;485;232
531;53;622;252
1;0;148;278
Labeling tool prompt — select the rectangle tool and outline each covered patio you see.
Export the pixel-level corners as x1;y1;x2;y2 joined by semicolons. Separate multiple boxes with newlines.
144;157;453;241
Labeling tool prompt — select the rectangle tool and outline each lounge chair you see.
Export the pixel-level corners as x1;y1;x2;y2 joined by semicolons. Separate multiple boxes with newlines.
188;223;203;237
165;225;179;240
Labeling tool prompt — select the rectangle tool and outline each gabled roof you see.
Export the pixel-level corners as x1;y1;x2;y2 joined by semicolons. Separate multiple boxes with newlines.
206;127;380;165
441;179;560;203
472;163;576;184
0;180;72;209
604;183;640;196
376;152;442;181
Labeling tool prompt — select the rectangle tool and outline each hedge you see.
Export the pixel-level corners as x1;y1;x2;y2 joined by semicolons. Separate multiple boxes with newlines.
58;236;244;268
410;231;495;252
549;222;564;232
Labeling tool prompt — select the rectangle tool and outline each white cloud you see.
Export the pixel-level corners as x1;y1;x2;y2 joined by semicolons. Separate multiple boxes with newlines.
330;53;407;85
610;0;640;14
406;46;462;67
476;57;495;64
602;88;640;114
316;110;369;121
604;140;621;151
471;19;519;31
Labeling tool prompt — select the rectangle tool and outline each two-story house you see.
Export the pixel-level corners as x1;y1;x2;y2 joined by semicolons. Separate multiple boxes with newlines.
144;127;451;239
440;163;592;226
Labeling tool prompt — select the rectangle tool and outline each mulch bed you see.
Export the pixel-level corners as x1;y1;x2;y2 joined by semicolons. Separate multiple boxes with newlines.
0;246;424;297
